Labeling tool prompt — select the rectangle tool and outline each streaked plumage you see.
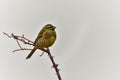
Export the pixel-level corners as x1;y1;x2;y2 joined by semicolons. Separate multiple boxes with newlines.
26;24;56;59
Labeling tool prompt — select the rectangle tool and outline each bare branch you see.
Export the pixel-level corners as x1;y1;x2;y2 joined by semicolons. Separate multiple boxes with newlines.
3;32;33;45
47;49;62;80
3;32;62;80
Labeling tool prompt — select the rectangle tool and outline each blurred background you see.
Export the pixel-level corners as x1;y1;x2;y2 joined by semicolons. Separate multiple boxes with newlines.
0;0;120;80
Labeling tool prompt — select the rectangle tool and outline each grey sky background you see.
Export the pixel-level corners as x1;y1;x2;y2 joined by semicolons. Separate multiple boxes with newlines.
0;0;120;80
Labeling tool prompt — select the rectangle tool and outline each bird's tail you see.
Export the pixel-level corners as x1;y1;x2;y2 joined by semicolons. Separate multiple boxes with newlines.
26;47;37;59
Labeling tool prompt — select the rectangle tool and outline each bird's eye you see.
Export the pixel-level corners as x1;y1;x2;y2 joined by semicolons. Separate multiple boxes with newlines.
52;28;54;30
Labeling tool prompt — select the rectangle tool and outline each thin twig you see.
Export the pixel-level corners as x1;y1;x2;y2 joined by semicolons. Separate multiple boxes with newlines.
15;39;22;49
3;32;12;38
13;48;32;52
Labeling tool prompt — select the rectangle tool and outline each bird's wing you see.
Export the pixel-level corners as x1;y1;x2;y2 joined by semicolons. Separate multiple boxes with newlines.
33;27;46;46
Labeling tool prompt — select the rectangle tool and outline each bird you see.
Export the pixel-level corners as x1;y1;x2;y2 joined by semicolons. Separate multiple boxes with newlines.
26;24;56;59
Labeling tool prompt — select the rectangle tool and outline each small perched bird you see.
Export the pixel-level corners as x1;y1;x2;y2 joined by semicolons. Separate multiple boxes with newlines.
26;24;56;59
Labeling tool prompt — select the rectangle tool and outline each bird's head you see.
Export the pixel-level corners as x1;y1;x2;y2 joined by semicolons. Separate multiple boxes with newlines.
45;24;56;30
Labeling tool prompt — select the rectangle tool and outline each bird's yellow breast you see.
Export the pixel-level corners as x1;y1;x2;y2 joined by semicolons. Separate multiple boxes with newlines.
42;36;56;48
